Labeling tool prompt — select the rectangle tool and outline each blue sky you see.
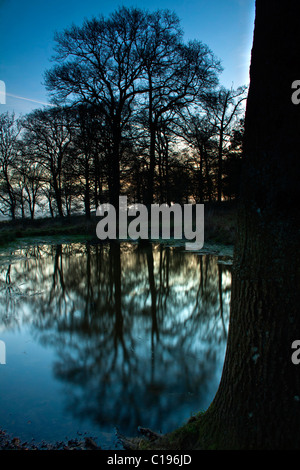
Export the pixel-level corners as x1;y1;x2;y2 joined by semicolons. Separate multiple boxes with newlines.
0;0;255;115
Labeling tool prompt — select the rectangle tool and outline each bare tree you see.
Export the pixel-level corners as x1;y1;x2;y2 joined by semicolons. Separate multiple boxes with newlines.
175;112;219;202
45;7;221;209
0;112;21;219
23;107;75;218
202;85;247;201
17;142;44;219
137;12;221;205
44;7;151;210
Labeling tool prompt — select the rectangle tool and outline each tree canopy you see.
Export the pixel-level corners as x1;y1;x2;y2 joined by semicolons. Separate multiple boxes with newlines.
0;6;246;220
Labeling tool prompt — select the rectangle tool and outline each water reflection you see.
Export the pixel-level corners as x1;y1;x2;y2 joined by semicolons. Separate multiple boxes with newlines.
0;241;231;448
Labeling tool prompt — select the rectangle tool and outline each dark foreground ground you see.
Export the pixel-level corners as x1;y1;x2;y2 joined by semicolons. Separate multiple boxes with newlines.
0;429;102;450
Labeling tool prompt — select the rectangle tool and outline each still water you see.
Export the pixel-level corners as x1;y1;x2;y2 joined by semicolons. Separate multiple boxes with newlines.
0;239;231;449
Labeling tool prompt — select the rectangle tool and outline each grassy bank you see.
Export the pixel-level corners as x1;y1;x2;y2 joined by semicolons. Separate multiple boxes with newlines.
0;201;237;247
0;214;95;246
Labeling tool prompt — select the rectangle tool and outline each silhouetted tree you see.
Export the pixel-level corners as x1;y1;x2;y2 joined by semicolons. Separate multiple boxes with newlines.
137;10;221;205
71;104;105;218
0;112;21;219
23;107;75;217
45;7;221;209
202;85;247;201
45;7;151;210
17;141;44;219
176;112;219;202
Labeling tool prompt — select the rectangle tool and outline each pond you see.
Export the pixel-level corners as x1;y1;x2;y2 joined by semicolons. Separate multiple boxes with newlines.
0;239;232;449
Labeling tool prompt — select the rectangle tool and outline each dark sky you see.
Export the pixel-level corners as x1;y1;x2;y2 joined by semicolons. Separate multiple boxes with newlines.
0;0;255;115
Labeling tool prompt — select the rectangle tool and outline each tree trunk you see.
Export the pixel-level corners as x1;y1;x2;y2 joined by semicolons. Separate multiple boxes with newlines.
217;127;224;202
148;120;156;207
147;75;156;208
203;145;212;202
94;153;102;208
84;158;91;219
51;167;64;218
198;147;204;203
109;123;121;211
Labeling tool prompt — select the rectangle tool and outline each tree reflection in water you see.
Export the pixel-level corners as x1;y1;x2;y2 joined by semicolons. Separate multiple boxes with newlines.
0;240;231;445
